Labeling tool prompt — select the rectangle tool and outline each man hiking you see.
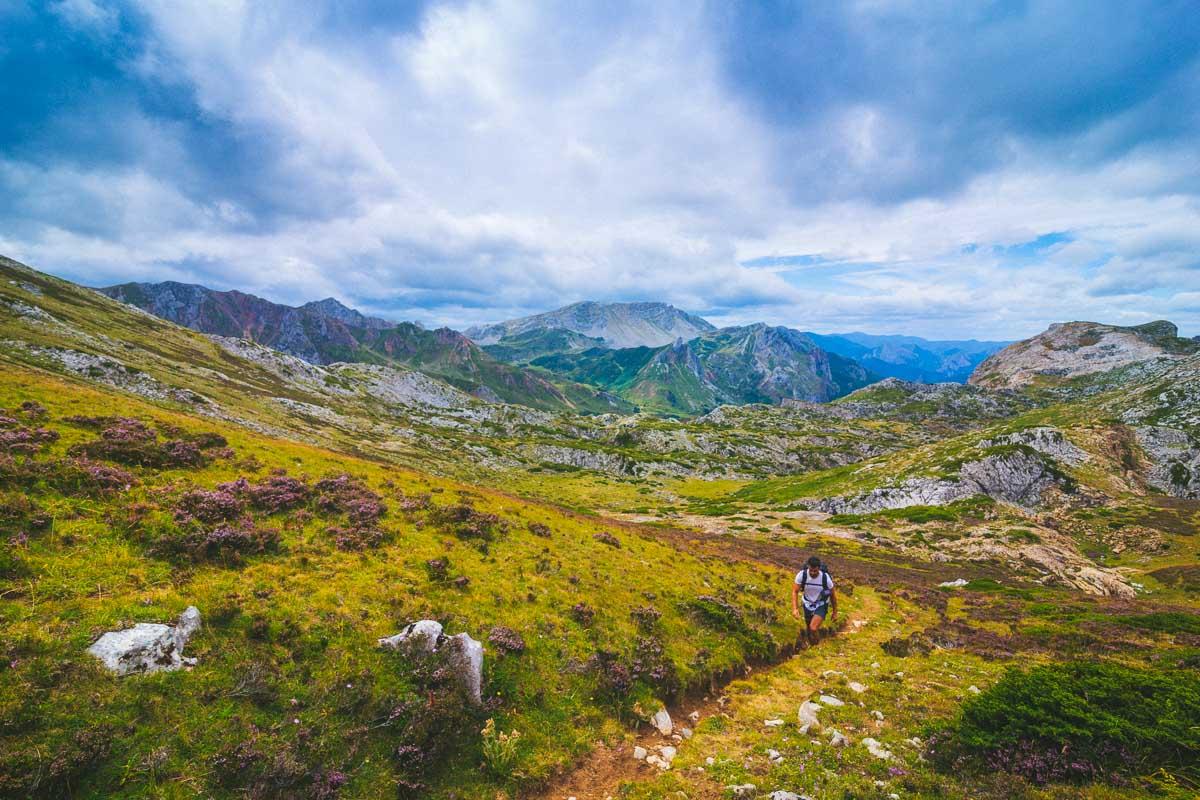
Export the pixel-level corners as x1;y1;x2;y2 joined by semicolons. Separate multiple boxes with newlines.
792;556;837;646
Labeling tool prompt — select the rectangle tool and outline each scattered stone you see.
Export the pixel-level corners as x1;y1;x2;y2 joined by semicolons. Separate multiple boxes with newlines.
651;707;674;736
87;606;202;676
688;710;701;722
821;669;843;678
633;745;648;761
769;793;808;800
764;718;784;727
847;681;867;694
938;578;969;588
658;745;677;763
829;730;848;747
967;685;981;694
797;700;822;734
906;737;923;748
681;727;693;739
862;737;894;760
870;710;885;721
705;756;716;766
727;784;757;798
818;694;844;707
646;755;669;770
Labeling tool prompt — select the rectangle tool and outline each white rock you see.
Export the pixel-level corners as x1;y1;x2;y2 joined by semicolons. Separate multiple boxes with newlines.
769;793;807;800
847;681;867;694
688;710;701;722
871;710;885;721
829;730;848;747
818;694;844;707
378;619;443;651
862;737;894;760
767;748;781;760
727;784;757;798
633;745;647;761
906;737;923;747
681;727;693;739
87;606;201;676
968;685;981;694
658;746;677;763
444;632;484;705
764;718;784;727
939;578;969;588
821;669;843;678
705;756;715;766
871;661;881;669
797;701;822;734
378;621;483;705
646;755;669;770
651;708;673;736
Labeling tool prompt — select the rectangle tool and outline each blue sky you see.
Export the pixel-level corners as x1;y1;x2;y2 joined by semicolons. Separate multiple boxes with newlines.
1;0;1198;339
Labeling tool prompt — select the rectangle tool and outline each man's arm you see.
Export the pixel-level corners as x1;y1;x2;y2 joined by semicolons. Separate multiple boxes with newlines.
828;585;838;619
791;581;801;619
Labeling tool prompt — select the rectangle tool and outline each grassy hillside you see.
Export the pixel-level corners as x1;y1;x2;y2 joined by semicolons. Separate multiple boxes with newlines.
0;369;796;798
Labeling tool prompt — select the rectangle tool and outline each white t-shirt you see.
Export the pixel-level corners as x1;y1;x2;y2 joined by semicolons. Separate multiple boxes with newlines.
794;569;833;611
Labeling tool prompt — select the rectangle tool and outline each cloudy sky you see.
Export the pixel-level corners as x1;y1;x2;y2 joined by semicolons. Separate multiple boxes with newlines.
2;0;1198;339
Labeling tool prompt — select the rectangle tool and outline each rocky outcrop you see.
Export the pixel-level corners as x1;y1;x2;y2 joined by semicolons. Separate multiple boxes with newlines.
1134;425;1200;498
379;620;484;705
981;427;1089;466
969;320;1197;389
816;448;1067;514
87;606;202;676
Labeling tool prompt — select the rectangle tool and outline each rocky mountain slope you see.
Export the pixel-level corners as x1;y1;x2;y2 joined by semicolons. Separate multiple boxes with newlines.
808;332;1008;383
531;324;875;414
98;281;627;413
969;320;1198;389
465;300;715;348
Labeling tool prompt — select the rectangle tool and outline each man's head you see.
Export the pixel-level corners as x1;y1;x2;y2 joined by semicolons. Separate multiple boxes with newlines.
807;556;821;576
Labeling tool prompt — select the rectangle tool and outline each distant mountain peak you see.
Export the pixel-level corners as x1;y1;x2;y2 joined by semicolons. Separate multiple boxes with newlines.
465;300;715;349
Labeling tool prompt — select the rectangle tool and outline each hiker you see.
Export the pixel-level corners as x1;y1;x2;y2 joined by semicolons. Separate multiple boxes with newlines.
792;556;837;646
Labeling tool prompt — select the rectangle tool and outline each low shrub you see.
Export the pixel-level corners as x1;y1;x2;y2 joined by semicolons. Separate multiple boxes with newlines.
487;626;526;655
927;661;1200;784
428;502;506;541
221;472;311;514
150;517;280;563
175;487;246;524
593;531;620;548
45;457;137;496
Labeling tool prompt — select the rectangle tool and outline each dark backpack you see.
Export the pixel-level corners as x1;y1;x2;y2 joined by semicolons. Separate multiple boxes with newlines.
799;565;832;603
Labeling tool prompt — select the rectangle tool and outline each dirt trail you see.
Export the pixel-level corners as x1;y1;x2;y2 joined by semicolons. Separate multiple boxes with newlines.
524;611;877;800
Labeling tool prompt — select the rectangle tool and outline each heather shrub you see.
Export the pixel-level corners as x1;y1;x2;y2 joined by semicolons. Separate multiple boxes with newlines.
425;558;450;582
570;602;595;626
221;472;311;514
630;605;662;630
175;487;246;524
383;646;483;797
487;625;526;655
628;635;679;697
588;649;633;700
528;521;551;538
927;662;1200;784
428;502;507;542
593;531;620;547
150;516;280;563
68;418;216;469
0;425;59;455
210;727;347;799
45;457;137;497
327;524;385;551
314;474;386;524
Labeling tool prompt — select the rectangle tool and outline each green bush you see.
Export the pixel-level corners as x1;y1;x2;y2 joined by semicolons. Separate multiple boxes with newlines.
929;661;1200;784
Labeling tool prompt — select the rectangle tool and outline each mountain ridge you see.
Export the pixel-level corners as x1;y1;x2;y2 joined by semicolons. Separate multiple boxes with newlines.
465;300;716;348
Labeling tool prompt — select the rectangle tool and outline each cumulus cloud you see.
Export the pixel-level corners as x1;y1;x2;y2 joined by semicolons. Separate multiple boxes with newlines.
0;0;1197;338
